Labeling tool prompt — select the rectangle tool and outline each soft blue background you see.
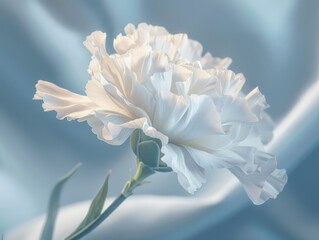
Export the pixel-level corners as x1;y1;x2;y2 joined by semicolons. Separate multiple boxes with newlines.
1;0;318;239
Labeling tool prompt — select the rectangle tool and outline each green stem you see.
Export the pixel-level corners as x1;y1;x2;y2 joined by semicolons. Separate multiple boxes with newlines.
66;194;127;240
66;162;154;240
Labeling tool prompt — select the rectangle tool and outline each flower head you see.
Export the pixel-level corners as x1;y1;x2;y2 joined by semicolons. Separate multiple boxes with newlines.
34;23;287;204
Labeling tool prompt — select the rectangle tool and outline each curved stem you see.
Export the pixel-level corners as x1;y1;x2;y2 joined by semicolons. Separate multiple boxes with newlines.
66;194;127;240
66;162;154;240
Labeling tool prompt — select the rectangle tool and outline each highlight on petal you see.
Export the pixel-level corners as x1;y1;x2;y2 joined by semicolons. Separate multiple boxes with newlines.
201;52;232;69
83;31;107;58
34;80;98;121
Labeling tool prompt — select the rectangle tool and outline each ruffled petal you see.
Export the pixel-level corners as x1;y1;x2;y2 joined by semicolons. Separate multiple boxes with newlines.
229;151;287;205
244;87;274;144
34;80;98;121
209;69;245;98
184;143;261;172
114;23;212;63
220;95;258;123
87;115;168;145
85;79;133;118
114;23;168;54
152;92;223;143
184;146;243;169
201;52;232;69
255;112;275;144
84;31;127;95
161;144;206;194
258;169;287;204
87;114;133;145
245;87;269;119
174;63;222;99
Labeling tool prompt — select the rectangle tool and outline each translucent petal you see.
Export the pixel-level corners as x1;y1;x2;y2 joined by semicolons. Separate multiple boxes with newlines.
152;92;223;143
229;152;287;205
34;80;98;121
161;144;206;194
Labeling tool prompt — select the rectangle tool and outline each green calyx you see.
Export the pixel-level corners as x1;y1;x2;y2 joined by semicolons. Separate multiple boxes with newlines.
130;129;172;172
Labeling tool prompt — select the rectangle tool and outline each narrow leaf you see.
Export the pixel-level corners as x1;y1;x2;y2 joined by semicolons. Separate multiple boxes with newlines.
40;163;82;240
65;171;111;239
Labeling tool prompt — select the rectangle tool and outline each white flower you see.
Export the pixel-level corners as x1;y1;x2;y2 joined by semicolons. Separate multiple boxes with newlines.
113;23;232;69
34;23;287;204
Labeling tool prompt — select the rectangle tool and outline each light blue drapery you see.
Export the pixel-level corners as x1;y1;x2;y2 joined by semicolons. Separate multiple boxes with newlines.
1;1;318;239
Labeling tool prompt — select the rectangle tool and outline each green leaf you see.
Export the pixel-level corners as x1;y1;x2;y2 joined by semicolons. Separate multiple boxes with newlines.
137;140;160;168
65;171;111;240
40;163;82;240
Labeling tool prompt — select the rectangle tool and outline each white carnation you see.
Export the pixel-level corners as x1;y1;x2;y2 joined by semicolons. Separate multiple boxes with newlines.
34;23;287;205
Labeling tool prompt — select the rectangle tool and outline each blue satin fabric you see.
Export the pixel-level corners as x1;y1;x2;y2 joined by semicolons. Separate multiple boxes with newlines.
1;0;318;239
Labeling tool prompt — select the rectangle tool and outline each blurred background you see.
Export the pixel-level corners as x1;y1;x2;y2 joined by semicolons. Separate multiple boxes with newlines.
1;0;319;239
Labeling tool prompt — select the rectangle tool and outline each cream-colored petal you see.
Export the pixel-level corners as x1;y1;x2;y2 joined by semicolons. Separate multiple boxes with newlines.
88;115;145;145
88;115;168;146
98;75;152;122
34;80;98;121
85;79;133;119
114;23;168;54
84;31;126;95
209;69;245;98
201;52;232;69
114;23;220;64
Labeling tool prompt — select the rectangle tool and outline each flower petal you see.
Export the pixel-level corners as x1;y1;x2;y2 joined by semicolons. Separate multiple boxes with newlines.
84;31;127;95
34;80;98;121
87;116;144;145
201;52;232;69
245;87;269;119
85;79;133;119
255;112;275;144
152;92;223;143
88;116;168;145
173;63;222;99
161;144;206;194
114;23;210;63
208;69;245;98
220;95;258;123
229;151;287;205
114;23;168;54
184;146;243;169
